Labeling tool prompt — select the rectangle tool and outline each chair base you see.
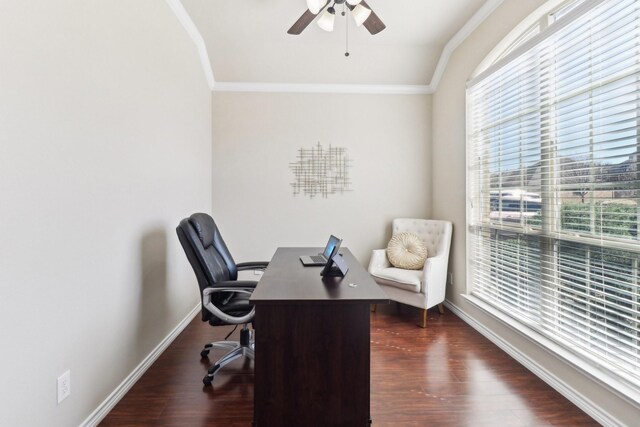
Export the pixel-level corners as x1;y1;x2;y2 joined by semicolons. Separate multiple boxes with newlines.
201;325;255;386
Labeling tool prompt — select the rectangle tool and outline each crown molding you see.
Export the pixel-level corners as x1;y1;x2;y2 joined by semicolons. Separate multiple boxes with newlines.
168;0;502;95
213;82;432;95
428;0;504;89
165;0;215;90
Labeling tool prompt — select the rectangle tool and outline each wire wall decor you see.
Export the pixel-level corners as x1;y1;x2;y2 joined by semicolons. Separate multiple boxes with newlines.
290;142;353;198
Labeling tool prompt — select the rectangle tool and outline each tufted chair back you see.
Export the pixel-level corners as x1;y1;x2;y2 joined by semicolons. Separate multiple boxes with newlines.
392;218;452;258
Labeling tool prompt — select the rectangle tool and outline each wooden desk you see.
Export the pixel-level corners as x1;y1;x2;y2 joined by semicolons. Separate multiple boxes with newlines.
250;247;389;427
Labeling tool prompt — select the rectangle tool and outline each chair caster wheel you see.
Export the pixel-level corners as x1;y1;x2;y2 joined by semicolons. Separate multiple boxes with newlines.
203;375;213;386
200;350;210;359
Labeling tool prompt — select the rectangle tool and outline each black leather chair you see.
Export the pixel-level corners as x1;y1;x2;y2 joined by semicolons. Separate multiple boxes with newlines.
176;213;268;385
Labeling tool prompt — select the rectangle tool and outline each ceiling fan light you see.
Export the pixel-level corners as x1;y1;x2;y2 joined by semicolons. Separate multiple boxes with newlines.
351;4;371;27
306;0;324;15
317;7;335;32
346;0;362;5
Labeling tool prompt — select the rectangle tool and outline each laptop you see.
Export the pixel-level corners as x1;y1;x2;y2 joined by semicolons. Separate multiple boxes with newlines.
300;235;342;266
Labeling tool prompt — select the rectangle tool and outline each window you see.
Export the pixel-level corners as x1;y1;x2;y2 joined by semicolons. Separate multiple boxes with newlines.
467;0;640;390
549;0;586;22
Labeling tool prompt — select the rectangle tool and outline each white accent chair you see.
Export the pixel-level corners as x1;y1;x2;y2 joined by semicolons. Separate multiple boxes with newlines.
368;219;453;328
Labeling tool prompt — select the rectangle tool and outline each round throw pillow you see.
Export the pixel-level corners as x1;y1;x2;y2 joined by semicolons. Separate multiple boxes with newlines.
386;233;428;270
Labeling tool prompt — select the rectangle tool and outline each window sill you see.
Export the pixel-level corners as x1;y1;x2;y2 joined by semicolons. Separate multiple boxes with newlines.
461;293;640;409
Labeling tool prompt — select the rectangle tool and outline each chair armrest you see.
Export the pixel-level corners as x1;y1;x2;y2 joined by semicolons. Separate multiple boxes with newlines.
206;280;258;291
421;255;448;307
237;261;269;271
368;249;390;273
202;281;257;324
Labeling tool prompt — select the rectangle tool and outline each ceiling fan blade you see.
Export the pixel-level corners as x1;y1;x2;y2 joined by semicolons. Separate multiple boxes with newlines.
359;1;386;35
287;10;316;35
287;1;330;35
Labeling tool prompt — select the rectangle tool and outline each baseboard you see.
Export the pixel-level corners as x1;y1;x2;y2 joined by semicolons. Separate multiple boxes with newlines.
443;300;622;427
80;303;201;427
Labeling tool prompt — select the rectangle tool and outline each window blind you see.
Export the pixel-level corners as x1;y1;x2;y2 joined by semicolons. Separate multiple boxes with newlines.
467;0;640;385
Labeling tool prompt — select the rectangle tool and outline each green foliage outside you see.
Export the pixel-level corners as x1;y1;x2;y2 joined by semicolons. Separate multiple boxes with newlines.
561;203;638;238
495;203;638;239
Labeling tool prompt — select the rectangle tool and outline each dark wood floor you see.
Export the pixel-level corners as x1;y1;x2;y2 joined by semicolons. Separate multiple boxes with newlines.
101;304;600;427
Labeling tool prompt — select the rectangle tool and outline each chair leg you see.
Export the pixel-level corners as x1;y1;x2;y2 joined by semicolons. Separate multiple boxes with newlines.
438;303;445;315
371;304;377;313
206;341;239;351
212;345;245;370
418;308;427;328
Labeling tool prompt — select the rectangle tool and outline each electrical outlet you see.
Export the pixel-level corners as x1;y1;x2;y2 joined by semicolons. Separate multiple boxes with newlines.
448;272;453;285
57;370;71;404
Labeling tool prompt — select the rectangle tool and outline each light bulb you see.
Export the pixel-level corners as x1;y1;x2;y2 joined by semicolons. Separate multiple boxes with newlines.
351;4;371;27
306;0;324;15
317;7;336;32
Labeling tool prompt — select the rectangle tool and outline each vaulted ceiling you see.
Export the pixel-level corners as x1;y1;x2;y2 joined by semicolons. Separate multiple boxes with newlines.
180;0;492;88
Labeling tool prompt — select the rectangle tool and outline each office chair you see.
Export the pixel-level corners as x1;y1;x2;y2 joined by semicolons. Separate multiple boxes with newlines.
176;213;268;385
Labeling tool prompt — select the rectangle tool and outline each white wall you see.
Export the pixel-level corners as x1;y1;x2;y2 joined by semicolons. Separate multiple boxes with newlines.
212;92;431;263
0;2;211;425
432;0;639;425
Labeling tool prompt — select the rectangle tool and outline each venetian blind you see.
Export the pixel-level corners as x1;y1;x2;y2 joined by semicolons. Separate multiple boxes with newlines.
467;0;640;384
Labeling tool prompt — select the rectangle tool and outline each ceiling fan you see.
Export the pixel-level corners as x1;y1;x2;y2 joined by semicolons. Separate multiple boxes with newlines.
288;0;386;36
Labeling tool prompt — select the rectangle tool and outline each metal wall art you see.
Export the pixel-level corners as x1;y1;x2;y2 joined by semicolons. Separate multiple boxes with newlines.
290;142;352;198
